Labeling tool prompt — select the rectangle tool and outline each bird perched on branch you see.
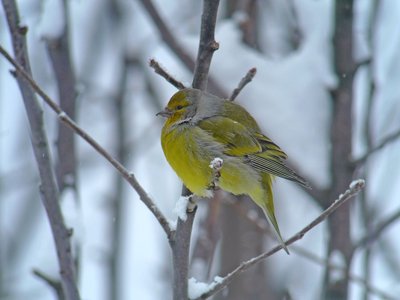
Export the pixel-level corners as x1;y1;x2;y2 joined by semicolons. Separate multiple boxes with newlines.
157;88;310;254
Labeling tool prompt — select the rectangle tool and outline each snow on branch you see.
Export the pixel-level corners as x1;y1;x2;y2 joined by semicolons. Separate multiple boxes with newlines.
208;157;223;190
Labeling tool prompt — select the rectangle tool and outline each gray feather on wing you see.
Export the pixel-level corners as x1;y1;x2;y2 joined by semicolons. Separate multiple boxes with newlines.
245;154;311;189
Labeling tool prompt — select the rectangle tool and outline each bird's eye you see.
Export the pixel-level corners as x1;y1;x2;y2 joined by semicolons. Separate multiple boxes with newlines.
176;105;183;110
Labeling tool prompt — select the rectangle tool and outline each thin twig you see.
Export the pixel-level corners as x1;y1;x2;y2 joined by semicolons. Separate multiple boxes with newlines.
352;127;400;165
138;0;225;96
149;58;186;90
32;269;64;300
193;179;365;300
0;45;174;241
354;57;372;72
229;67;256;101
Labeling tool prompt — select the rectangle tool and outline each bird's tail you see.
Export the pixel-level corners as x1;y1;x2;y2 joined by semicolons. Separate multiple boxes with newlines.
255;173;289;254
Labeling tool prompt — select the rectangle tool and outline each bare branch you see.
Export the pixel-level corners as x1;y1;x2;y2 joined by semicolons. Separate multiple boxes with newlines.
324;1;356;297
1;1;79;299
149;58;186;90
236;0;261;50
192;0;221;91
352;127;400;165
108;58;131;300
229;67;257;101
355;57;372;71
43;0;77;191
0;45;174;241
170;205;197;300
193;179;365;300
286;0;303;49
138;0;195;71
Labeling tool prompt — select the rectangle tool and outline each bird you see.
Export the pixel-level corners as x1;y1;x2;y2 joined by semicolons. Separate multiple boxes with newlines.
157;88;310;254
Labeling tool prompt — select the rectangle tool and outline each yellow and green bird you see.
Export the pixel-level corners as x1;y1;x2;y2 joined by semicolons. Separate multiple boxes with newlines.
157;88;310;254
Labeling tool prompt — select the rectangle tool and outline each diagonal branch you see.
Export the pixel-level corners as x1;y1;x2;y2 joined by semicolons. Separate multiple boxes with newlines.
229;197;397;300
352;127;400;165
193;179;365;300
0;45;174;241
33;269;64;300
149;58;186;90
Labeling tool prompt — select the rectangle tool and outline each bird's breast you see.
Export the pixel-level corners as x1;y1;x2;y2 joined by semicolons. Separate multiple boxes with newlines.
161;124;221;197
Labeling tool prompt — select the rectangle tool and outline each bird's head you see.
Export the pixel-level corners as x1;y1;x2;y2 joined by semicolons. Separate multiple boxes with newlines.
157;88;201;125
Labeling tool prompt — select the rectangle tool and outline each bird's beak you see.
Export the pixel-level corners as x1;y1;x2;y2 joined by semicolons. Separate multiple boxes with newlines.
156;108;172;117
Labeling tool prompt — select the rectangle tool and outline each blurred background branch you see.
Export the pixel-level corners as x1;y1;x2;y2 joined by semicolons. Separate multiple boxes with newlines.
1;0;79;299
138;0;225;96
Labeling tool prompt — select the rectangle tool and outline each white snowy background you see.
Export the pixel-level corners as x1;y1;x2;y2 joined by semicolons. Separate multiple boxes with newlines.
1;0;400;299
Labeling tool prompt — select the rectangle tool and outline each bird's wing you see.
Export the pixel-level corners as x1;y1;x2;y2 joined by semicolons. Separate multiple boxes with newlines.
197;116;262;156
247;133;309;188
254;133;287;159
245;153;311;188
197;116;311;189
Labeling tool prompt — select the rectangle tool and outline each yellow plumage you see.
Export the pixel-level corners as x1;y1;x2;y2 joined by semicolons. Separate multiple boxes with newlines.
158;88;310;254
